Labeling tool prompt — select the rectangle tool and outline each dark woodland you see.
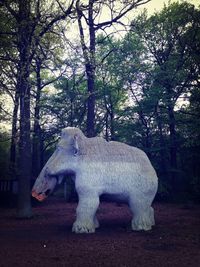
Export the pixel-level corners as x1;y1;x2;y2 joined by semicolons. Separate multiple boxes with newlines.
0;0;200;211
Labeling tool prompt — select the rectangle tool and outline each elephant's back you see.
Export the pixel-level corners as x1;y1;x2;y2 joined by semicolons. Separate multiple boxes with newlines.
83;138;151;165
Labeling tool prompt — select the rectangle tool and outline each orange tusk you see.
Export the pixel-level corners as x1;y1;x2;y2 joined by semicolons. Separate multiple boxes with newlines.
37;194;47;202
31;190;38;198
31;191;47;202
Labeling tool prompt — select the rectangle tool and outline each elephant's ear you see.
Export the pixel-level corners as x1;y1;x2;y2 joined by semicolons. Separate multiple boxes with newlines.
73;134;79;156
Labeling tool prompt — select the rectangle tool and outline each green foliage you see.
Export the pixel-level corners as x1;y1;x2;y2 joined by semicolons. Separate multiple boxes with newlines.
128;2;200;200
40;76;88;135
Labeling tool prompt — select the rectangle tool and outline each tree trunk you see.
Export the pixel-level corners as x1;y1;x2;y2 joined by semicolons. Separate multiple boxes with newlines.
86;70;95;137
17;0;32;218
167;103;179;193
168;105;177;168
32;59;42;178
138;112;151;158
145;129;152;159
109;105;115;141
86;1;96;137
155;107;168;178
9;89;19;178
76;0;96;137
105;112;109;141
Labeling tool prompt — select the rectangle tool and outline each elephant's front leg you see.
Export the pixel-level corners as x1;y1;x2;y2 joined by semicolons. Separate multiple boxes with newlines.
72;194;100;233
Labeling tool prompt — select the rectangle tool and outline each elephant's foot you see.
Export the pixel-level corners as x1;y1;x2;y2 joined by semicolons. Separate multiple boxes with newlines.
131;211;154;231
72;220;96;234
131;218;152;231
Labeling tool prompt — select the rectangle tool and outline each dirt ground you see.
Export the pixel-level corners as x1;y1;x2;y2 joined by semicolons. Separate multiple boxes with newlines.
0;198;200;267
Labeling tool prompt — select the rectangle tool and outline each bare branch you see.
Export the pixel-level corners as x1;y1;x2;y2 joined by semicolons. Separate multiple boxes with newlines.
95;0;151;30
76;0;89;65
39;0;75;38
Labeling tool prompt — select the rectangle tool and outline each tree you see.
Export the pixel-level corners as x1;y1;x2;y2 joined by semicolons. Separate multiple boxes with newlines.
41;73;87;134
131;2;200;193
0;4;18;177
75;0;151;137
31;28;69;178
177;87;200;201
95;35;129;140
0;0;74;217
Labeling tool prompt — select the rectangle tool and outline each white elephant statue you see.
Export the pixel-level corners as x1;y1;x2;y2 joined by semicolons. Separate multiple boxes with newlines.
32;127;158;233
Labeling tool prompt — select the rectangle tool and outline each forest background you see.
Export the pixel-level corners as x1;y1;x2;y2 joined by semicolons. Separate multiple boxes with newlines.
0;0;199;217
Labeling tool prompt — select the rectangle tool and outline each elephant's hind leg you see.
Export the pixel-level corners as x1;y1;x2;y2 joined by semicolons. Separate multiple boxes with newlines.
129;193;155;231
72;194;100;233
